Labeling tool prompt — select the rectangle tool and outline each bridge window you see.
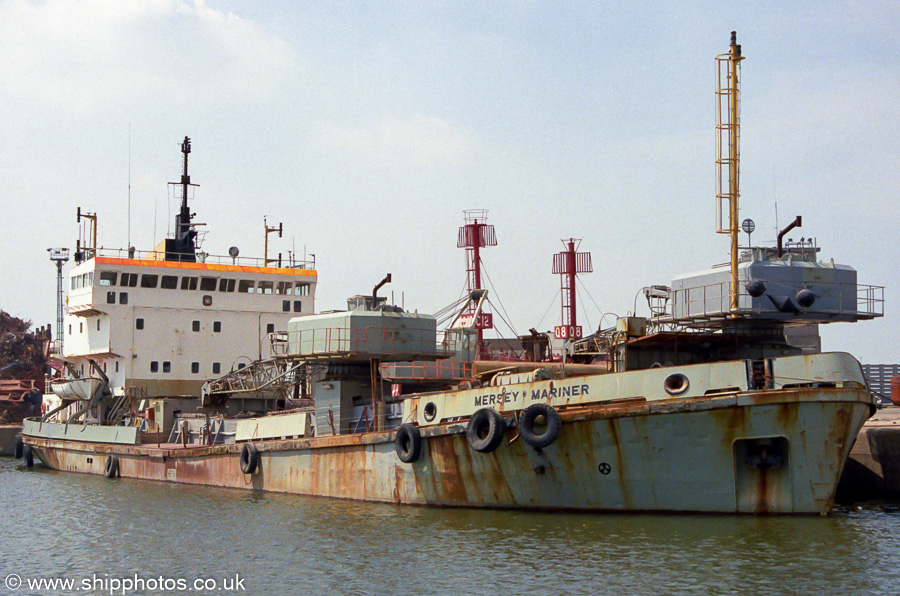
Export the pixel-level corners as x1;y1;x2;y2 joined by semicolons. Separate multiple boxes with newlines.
258;281;274;295
140;274;158;288
200;277;217;291
99;272;117;286
181;276;198;290
276;282;292;295
160;275;178;289
295;283;311;296
238;280;255;293
219;278;236;292
121;273;138;287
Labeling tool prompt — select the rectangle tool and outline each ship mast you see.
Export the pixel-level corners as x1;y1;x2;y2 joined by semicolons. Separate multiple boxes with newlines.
166;136;200;261
716;31;744;314
552;238;592;341
458;210;496;359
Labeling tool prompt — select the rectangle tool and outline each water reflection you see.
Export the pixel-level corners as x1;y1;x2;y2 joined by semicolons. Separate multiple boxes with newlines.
3;458;899;596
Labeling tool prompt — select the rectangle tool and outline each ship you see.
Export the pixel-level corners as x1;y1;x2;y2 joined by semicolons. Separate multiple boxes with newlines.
19;33;884;514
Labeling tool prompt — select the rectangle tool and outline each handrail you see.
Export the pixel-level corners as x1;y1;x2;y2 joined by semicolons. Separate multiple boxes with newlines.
79;246;315;270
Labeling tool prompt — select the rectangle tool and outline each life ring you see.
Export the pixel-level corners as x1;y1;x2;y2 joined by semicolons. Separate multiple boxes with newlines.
23;445;34;468
240;443;259;474
394;423;422;463
105;455;119;478
519;403;562;449
466;408;506;453
14;433;23;459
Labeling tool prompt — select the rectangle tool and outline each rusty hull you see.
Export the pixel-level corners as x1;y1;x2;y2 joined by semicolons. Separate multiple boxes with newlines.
25;385;872;514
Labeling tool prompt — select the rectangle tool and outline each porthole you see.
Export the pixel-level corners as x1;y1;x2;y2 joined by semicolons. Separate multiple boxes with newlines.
202;295;213;307
423;402;437;422
664;373;690;395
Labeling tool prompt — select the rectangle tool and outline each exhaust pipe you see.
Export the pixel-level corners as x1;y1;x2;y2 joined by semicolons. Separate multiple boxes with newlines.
777;216;802;258
372;273;392;304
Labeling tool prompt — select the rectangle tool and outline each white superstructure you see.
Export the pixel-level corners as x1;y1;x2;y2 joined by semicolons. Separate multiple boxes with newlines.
63;253;316;399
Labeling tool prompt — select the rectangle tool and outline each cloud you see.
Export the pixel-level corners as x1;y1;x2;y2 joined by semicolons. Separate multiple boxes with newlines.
0;0;293;110
317;114;475;166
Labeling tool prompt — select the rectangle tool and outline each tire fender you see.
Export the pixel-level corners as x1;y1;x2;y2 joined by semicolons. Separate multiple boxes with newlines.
105;455;119;478
519;403;562;449
240;443;259;474
23;445;34;468
466;408;506;453
395;423;422;463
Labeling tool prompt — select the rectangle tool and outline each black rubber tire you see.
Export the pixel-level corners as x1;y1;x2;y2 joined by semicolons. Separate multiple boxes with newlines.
240;443;259;474
23;445;34;468
466;408;506;453
14;433;23;459
395;423;422;463
104;455;119;478
519;403;562;449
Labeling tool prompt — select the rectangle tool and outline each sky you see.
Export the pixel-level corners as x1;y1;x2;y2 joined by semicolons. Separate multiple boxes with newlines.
0;0;897;364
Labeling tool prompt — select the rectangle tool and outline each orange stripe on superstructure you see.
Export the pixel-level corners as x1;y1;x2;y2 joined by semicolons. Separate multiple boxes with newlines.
94;257;316;277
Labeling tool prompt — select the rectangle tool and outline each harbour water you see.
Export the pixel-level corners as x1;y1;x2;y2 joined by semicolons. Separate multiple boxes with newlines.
3;458;900;596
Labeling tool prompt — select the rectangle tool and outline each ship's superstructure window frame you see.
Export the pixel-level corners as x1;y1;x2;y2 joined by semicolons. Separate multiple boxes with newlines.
219;279;236;293
282;300;290;312
200;277;217;291
192;320;200;332
140;274;158;288
136;318;144;330
181;276;198;290
160;275;178;289
191;362;199;374
213;321;222;333
266;323;275;334
295;283;311;296
119;292;128;304
99;272;117;286
259;281;274;295
276;282;292;295
106;291;116;304
212;362;221;375
121;273;138;287
163;361;171;373
238;280;255;293
150;361;158;373
294;301;302;313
